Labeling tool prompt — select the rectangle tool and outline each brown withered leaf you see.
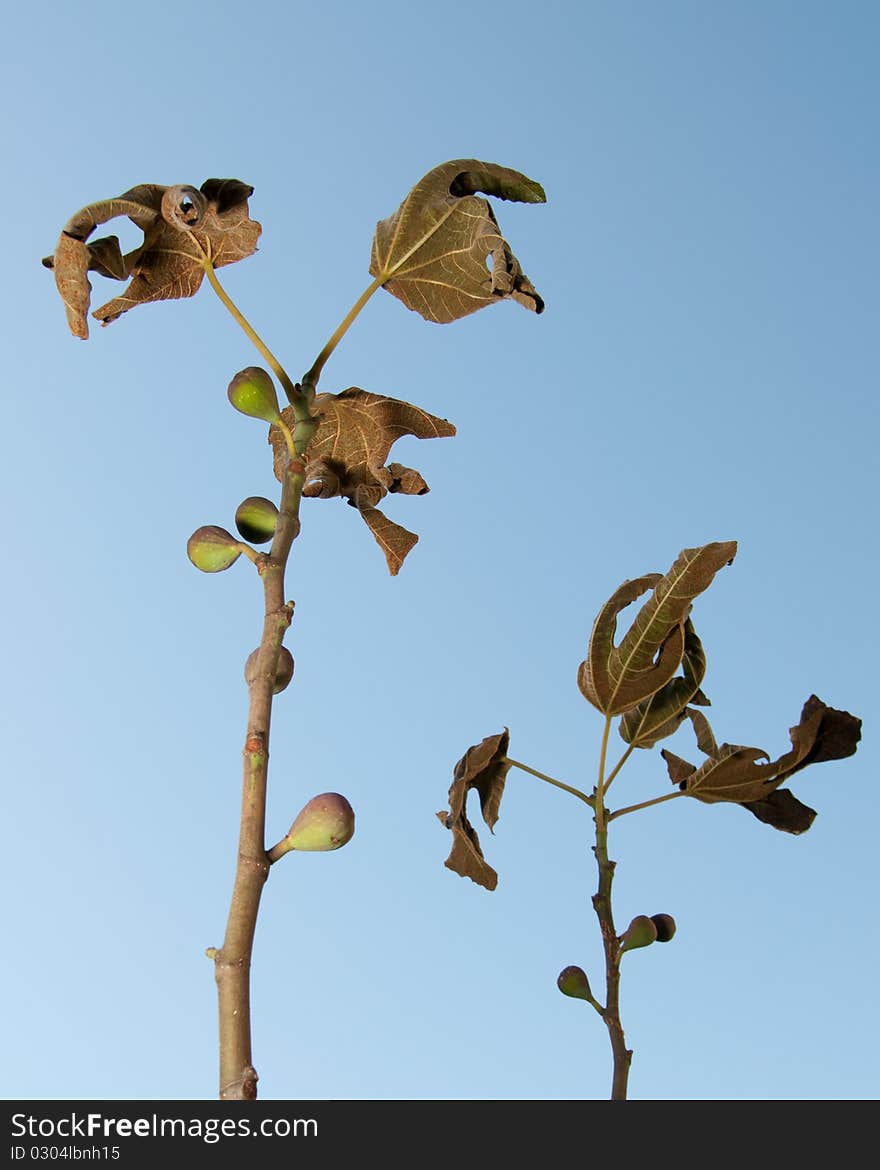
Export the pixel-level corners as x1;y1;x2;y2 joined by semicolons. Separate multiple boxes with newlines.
270;388;455;575
43;180;260;337
358;505;418;577
437;729;511;891
619;619;710;748
578;542;737;717
745;790;817;834
370;159;545;323
662;695;861;833
682;706;719;756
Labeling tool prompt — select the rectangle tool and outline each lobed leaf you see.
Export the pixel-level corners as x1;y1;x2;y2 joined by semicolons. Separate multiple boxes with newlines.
578;542;736;716
270;387;455;575
44;180;260;337
662;695;862;833
437;730;511;891
370;159;545;323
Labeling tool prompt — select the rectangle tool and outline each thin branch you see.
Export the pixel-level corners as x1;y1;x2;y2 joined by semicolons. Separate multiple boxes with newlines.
609;791;684;822
504;756;594;807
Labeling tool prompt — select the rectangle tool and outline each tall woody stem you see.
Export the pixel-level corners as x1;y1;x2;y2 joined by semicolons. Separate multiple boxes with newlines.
200;254;318;1099
592;715;632;1100
212;461;305;1100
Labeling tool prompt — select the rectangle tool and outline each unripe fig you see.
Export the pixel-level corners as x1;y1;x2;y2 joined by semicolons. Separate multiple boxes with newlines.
227;366;281;423
286;793;355;852
619;915;658;953
235;496;279;544
187;525;242;573
244;646;295;694
557;965;592;1001
650;913;677;943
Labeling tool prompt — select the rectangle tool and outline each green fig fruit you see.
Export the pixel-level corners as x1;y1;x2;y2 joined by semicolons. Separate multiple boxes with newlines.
557;966;592;1001
244;647;295;694
619;915;658;953
650;913;677;943
227;366;281;423
235;496;279;544
285;793;355;852
187;526;242;573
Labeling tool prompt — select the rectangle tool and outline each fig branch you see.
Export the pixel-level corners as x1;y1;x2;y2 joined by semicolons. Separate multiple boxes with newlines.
590;714;631;1101
45;161;549;1102
503;744;634;1097
192;277;315;1100
511;728;678;1098
214;456;303;1101
201;253;404;1097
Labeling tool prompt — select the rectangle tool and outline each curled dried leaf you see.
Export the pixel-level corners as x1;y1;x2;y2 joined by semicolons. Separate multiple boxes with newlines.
578;542;736;716
662;695;862;833
437;730;511;891
682;706;719;756
270;387;455;575
44;179;261;337
619;619;709;748
371;159;545;323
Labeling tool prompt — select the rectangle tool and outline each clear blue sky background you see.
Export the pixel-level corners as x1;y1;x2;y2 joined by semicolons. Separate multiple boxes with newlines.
2;1;877;1101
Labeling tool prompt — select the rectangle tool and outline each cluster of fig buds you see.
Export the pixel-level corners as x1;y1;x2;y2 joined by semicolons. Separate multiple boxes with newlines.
557;913;676;1005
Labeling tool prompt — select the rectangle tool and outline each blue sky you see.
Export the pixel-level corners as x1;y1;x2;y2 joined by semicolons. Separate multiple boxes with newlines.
2;1;877;1100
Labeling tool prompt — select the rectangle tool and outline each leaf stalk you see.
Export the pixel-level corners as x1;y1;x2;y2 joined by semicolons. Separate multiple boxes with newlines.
504;756;594;807
303;276;385;390
202;257;303;409
609;790;684;821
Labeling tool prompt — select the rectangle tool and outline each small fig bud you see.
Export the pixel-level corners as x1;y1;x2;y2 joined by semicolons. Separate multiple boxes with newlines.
235;496;279;544
244;647;295;694
650;913;677;943
227;366;281;423
187;525;242;573
619;915;658;953
286;793;355;852
557;966;592;1001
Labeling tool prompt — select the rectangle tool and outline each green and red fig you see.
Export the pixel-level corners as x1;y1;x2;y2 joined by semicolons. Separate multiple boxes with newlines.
285;793;355;852
186;526;242;573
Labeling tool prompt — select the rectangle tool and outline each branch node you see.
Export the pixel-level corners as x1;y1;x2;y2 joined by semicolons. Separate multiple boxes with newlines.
237;851;271;879
220;1066;259;1101
213;952;250;973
